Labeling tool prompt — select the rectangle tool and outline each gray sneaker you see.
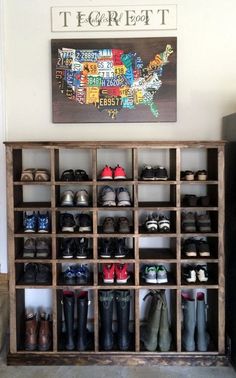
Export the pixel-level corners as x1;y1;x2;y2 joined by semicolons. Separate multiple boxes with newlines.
74;189;89;206
143;265;157;283
60;190;74;206
103;217;115;233
100;186;116;206
156;265;168;283
116;187;131;206
182;212;196;232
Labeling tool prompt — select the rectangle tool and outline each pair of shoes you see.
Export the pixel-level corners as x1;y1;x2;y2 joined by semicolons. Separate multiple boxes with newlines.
182;212;211;232
100;165;127;180
23;263;51;284
21;168;50;182
141;165;168;180
60;189;89;207
61;169;89;181
61;238;89;259
23;212;50;233
182;195;210;207
183;238;210;257
60;213;92;232
144;214;170;232
23;238;50;258
63;264;90;284
102;217;130;233
100;186;131;207
103;263;130;284
183;265;208;283
181;170;207;181
99;238;128;258
25;312;52;351
142;265;168;284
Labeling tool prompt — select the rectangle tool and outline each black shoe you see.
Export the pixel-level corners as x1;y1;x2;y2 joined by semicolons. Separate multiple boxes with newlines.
60;213;76;232
24;263;38;283
75;169;89;181
61;238;76;258
75;238;89;259
198;239;210;257
35;264;51;284
141;165;155;180
183;238;197;257
76;214;92;232
154;166;168;180
99;238;113;258
61;169;75;181
183;194;198;207
114;238;128;258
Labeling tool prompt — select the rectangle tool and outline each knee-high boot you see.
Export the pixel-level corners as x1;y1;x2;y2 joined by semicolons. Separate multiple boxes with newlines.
63;291;75;351
115;290;130;351
99;290;114;350
77;291;90;351
196;292;209;351
182;292;196;352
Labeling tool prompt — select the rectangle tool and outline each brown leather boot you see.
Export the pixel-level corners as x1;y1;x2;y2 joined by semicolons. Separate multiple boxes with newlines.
38;313;51;351
25;313;37;351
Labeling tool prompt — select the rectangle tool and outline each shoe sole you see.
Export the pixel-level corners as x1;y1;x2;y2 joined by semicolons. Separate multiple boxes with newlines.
117;201;131;206
114;176;126;179
199;252;210;257
24;229;36;233
103;278;114;283
155;177;168;181
116;278;129;283
197;175;207;180
62;255;74;259
76;202;89;206
198;227;211;232
114;254;126;258
142;177;155;180
185;175;194;180
79;227;91;232
100;255;112;258
183;226;196;232
102;201;116;206
156;278;168;283
145;278;157;283
101;176;113;180
185;252;197;257
38;230;49;233
61;201;74;206
62;227;75;232
75;255;87;259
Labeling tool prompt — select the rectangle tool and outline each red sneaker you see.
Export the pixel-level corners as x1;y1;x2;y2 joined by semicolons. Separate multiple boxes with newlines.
100;165;113;180
103;263;115;283
114;165;127;180
115;263;129;283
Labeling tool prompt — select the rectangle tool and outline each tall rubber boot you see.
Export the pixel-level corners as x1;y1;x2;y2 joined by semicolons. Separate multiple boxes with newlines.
63;291;75;351
196;292;209;351
140;290;162;352
182;292;196;352
99;290;114;350
115;290;130;351
76;291;90;351
158;290;172;352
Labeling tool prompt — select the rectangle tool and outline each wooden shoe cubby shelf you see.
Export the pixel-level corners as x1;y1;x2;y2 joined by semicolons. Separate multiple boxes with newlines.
5;141;227;366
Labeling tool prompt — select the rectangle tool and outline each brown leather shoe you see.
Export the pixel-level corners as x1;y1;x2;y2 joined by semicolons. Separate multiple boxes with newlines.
38;313;51;351
25;313;37;351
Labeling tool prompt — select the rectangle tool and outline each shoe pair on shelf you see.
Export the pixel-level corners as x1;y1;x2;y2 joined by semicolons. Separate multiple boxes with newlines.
100;186;131;207
100;165;127;180
142;265;168;284
183;238;210;257
21;168;50;182
25;312;52;351
23;212;50;233
103;263;130;284
181;170;207;181
61;169;89;181
141;165;168;181
144;213;170;232
61;237;89;259
60;213;92;233
182;195;210;207
60;189;89;207
63;264;90;284
182;212;211;233
183;264;208;283
23;263;51;284
23;238;50;258
102;217;130;233
99;238;129;259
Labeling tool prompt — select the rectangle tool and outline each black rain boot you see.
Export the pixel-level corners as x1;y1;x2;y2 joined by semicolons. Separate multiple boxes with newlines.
76;291;90;351
115;290;131;351
63;291;75;350
99;290;114;351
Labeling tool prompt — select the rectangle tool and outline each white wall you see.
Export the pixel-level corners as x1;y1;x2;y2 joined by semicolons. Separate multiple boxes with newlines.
1;0;236;271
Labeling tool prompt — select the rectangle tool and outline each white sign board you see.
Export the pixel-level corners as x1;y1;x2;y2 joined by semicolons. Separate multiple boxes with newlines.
51;5;177;32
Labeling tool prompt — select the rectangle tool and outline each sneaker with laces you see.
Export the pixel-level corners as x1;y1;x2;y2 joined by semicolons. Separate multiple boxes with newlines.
38;212;50;233
141;165;155;180
23;212;37;233
116;187;131;206
75;264;90;284
158;215;170;232
36;238;50;258
76;214;92;232
102;217;115;233
156;265;168;283
114;238;128;258
100;186;116;206
118;217;130;233
74;189;89;207
195;170;207;181
115;263;129;283
99;238;113;258
197;213;211;232
196;265;208;282
103;263;115;283
183;238;197;257
23;238;36;258
114;165;127;180
63;265;76;284
75;169;89;181
198;239;210;257
74;237;89;259
154;166;168;180
60;213;76;232
143;265;157;283
183;194;198;207
100;165;113;180
183;265;196;283
61;238;75;258
60;190;74;206
145;214;158;232
182;212;196;232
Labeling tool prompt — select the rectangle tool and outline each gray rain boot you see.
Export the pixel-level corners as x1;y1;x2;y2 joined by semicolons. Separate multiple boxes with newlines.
196;292;209;351
140;290;162;352
182;292;196;352
158;290;172;352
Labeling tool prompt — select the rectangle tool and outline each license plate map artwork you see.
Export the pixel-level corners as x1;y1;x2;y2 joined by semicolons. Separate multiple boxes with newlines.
52;38;177;123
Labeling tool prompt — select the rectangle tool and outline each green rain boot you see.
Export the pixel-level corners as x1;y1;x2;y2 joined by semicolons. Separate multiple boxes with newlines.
158;290;172;352
182;292;196;352
140;290;162;351
196;292;210;352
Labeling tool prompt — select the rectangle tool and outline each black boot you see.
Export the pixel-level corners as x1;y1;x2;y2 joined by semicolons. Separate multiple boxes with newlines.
63;291;75;350
76;291;90;351
115;290;131;351
99;290;114;350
